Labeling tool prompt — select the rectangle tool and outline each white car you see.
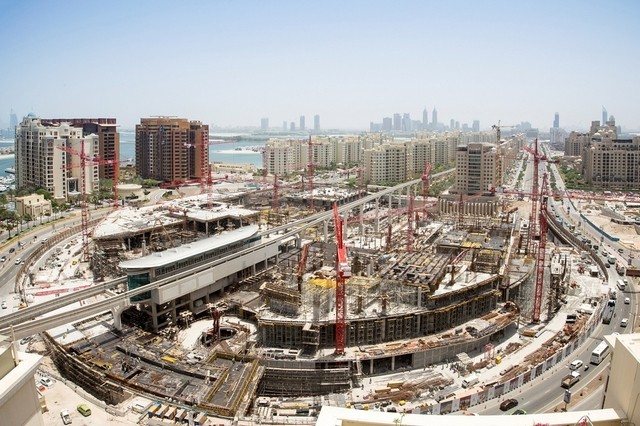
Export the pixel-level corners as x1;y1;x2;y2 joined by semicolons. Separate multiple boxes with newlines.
625;297;631;304
621;318;629;328
40;376;53;387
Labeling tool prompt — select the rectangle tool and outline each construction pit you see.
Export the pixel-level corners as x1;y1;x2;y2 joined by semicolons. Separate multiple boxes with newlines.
22;180;640;422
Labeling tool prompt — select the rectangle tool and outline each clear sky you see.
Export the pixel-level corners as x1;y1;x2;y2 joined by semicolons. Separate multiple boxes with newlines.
1;0;639;132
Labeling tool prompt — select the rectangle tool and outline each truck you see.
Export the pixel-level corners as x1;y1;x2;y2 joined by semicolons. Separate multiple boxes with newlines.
602;305;615;324
561;371;581;388
608;255;616;265
60;409;72;425
616;262;626;275
627;268;640;277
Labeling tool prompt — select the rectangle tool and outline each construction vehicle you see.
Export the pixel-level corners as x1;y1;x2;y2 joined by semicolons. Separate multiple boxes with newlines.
561;371;581;388
60;409;72;424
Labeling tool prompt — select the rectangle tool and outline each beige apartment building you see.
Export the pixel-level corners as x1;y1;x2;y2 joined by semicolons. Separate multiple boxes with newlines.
582;134;640;190
15;115;101;200
15;194;52;219
454;142;497;194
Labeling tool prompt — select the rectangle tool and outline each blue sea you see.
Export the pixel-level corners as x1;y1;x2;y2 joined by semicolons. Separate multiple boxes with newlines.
0;135;265;178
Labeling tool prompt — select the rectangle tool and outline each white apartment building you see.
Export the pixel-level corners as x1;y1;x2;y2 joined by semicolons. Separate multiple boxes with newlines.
263;139;298;176
15;114;100;200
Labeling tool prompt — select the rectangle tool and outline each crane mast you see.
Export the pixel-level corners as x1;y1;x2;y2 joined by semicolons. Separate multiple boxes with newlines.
533;173;549;322
333;202;350;355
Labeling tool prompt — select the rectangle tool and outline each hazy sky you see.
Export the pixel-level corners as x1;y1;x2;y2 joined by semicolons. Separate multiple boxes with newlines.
1;0;639;131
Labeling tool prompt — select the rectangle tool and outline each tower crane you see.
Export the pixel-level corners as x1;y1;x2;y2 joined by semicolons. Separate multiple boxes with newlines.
333;202;351;355
57;140;114;261
533;173;550;323
307;135;315;211
491;120;517;143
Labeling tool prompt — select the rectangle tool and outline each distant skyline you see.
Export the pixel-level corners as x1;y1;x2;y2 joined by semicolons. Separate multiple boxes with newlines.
1;1;639;132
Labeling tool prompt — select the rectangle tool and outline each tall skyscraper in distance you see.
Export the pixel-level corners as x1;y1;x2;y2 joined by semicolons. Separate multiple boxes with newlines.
393;113;401;131
9;109;18;131
260;117;269;131
290;122;296;131
422;108;428;130
382;117;392;132
432;108;438;129
402;113;411;131
602;107;608;126
553;112;559;128
472;120;480;132
299;115;305;131
450;119;455;130
283;121;287;131
313;114;320;132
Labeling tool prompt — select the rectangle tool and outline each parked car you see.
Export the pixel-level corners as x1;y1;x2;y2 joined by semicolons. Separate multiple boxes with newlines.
40;376;54;387
77;403;91;417
500;398;518;411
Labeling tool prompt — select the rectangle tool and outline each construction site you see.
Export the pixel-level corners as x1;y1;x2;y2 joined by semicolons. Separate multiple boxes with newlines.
24;146;640;423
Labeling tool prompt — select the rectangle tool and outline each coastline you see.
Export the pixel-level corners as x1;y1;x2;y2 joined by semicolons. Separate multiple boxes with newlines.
0;154;14;160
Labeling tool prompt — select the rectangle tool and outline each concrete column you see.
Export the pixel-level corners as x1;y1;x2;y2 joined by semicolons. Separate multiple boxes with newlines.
369;359;374;375
152;303;159;332
324;219;329;243
111;305;124;330
391;355;396;371
374;197;380;234
359;204;365;236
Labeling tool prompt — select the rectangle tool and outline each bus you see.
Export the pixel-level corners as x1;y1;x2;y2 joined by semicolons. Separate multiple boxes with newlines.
617;279;626;291
591;340;610;365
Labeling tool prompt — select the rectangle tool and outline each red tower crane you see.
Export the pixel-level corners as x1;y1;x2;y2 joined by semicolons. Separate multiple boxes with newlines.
523;138;554;255
333;202;351;355
57;140;114;260
533;173;549;322
307;136;314;211
407;194;414;252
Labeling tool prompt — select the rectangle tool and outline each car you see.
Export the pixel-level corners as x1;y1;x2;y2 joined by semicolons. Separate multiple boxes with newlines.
0;256;5;262
584;364;590;371
40;376;53;387
569;360;583;370
618;248;624;253
8;247;15;253
625;297;631;305
500;398;519;411
621;318;629;327
605;263;610;268
1;300;6;309
512;409;527;415
19;336;33;345
14;258;21;265
77;403;91;417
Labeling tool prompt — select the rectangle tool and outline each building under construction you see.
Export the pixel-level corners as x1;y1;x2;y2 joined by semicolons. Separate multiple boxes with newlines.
46;181;533;413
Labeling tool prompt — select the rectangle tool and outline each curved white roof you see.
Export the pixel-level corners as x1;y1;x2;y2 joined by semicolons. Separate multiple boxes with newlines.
119;224;259;270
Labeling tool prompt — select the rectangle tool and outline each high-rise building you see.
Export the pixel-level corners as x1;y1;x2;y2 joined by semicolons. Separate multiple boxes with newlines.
42;117;120;182
382;117;392;132
553;112;559;128
454;142;497;194
135;117;208;185
314;114;320;132
602;107;608;127
402;113;411;132
260;118;269;131
422;108;429;130
300;115;306;131
450;119;455;130
9;109;18;132
290;122;296;131
15;114;108;200
472;120;480;132
283;121;287;131
393;113;401;131
432;108;438;129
